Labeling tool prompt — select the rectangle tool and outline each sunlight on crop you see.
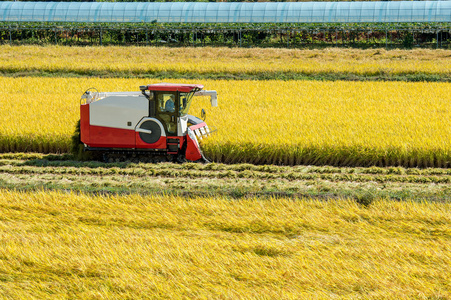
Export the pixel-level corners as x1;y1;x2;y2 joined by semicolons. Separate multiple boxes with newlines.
0;190;450;299
0;77;450;166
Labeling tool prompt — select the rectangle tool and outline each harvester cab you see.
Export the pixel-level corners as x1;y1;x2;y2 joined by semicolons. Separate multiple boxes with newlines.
78;83;217;162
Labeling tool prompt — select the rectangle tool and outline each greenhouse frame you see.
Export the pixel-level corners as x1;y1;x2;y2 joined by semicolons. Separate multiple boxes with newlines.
0;1;450;48
0;1;450;23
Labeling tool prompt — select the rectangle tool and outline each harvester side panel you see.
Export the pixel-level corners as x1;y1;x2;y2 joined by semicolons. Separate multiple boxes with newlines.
86;95;149;149
89;95;148;130
135;134;167;149
89;126;136;148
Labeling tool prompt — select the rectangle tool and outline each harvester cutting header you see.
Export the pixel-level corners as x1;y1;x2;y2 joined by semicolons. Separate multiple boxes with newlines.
78;83;217;163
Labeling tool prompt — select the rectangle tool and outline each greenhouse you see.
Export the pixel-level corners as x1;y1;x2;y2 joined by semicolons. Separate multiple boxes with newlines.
0;1;450;48
0;1;450;24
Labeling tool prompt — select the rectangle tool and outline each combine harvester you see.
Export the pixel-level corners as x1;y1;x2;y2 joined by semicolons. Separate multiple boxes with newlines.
75;83;217;163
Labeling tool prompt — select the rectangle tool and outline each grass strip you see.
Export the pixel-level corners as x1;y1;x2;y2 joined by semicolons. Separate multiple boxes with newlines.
1;155;451;202
1;69;449;82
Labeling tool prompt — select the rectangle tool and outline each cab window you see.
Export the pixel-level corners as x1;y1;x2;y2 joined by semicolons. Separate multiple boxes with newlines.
158;93;176;113
179;92;194;116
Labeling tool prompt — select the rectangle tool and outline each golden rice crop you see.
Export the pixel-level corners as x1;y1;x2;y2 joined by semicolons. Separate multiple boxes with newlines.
0;189;450;298
0;77;450;167
0;45;450;76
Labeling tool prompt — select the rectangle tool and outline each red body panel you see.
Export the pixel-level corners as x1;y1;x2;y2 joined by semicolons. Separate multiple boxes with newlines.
80;104;90;144
135;132;167;149
87;126;135;148
185;134;202;161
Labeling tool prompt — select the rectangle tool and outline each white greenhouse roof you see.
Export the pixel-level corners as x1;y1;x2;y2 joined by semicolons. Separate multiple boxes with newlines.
0;1;450;23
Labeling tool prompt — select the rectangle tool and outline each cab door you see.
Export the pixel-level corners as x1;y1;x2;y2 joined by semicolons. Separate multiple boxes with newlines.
156;92;178;136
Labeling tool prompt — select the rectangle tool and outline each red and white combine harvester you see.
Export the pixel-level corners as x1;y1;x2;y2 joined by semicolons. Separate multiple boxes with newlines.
78;83;217;163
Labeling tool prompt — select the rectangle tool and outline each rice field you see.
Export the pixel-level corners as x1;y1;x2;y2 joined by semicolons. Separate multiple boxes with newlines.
0;190;450;299
0;46;450;78
0;77;450;167
0;46;450;298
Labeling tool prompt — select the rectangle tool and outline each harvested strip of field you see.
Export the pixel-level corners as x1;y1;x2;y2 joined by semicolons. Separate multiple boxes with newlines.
1;77;450;167
1;46;450;81
0;189;450;298
1;154;451;201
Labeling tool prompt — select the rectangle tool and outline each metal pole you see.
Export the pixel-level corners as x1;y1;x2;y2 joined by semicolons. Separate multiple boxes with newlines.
385;29;388;49
239;29;241;47
437;31;439;49
309;29;312;47
287;30;289;48
287;29;291;48
100;27;102;46
9;26;12;45
389;29;392;49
